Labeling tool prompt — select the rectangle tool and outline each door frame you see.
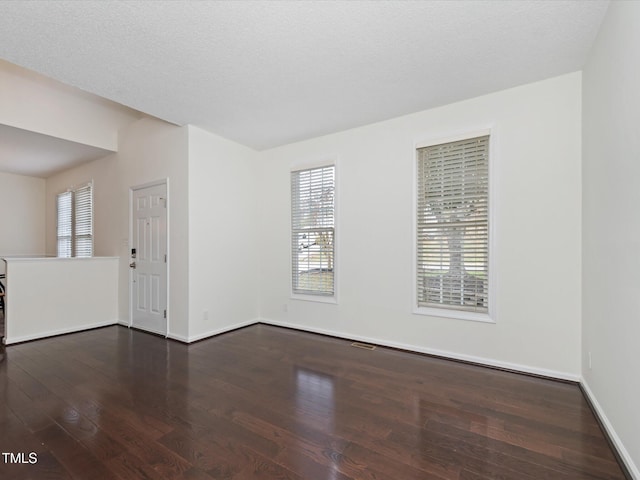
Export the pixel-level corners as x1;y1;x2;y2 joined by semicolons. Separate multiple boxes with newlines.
128;178;170;337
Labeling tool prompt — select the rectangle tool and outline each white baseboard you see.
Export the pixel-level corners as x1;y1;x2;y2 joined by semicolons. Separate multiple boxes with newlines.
118;319;259;343
258;318;580;382
5;319;119;345
118;320;188;342
166;332;189;342
581;380;639;479
9;316;578;382
168;318;260;344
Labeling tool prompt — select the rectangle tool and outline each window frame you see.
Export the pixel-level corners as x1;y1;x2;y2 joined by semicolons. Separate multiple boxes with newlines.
56;181;94;258
413;129;496;323
290;158;338;304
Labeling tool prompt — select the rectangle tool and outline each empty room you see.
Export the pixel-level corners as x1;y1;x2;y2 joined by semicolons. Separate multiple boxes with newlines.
0;1;638;479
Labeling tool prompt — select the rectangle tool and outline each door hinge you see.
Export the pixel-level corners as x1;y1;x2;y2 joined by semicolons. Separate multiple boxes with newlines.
164;253;167;263
163;309;167;319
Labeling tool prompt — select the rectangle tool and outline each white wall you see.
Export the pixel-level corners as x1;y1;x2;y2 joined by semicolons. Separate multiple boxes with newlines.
0;59;140;150
582;1;640;477
187;126;260;341
45;153;120;256
258;73;583;379
116;118;190;341
0;171;45;257
4;257;118;344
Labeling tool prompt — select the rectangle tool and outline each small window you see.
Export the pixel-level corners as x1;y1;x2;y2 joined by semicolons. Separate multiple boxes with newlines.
56;191;73;258
57;183;93;258
291;165;335;297
416;135;489;315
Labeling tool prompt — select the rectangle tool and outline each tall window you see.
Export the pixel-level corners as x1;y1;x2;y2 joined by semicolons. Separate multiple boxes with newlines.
291;165;335;296
416;135;489;314
57;183;93;258
57;191;73;257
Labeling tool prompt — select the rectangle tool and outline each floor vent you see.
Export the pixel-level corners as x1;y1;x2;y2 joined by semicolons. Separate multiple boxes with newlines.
351;342;376;350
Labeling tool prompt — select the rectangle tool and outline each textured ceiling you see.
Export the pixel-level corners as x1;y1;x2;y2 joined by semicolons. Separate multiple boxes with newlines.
0;0;609;150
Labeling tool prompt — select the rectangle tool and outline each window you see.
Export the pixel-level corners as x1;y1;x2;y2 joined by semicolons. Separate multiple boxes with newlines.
291;165;335;297
56;191;72;257
73;184;93;257
56;183;93;258
416;135;489;316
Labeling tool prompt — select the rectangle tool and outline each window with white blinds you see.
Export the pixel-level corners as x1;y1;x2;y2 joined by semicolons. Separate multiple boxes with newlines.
56;183;93;258
416;135;489;313
73;184;93;258
56;191;73;258
291;165;335;296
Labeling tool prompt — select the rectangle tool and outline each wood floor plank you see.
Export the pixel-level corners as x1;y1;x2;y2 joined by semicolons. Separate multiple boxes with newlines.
33;423;120;480
106;452;166;480
0;324;627;480
158;428;244;477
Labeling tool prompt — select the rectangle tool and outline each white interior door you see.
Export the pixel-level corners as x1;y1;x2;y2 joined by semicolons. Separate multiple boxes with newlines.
130;183;167;335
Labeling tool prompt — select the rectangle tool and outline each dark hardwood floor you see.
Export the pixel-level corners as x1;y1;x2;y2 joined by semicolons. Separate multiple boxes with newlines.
0;324;627;479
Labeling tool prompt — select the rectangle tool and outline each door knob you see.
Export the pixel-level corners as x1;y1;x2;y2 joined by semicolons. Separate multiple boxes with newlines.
129;262;137;269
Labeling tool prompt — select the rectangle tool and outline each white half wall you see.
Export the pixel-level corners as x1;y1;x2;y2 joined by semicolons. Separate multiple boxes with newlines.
582;1;640;477
0;171;45;258
258;72;582;379
187;126;260;341
3;257;118;344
